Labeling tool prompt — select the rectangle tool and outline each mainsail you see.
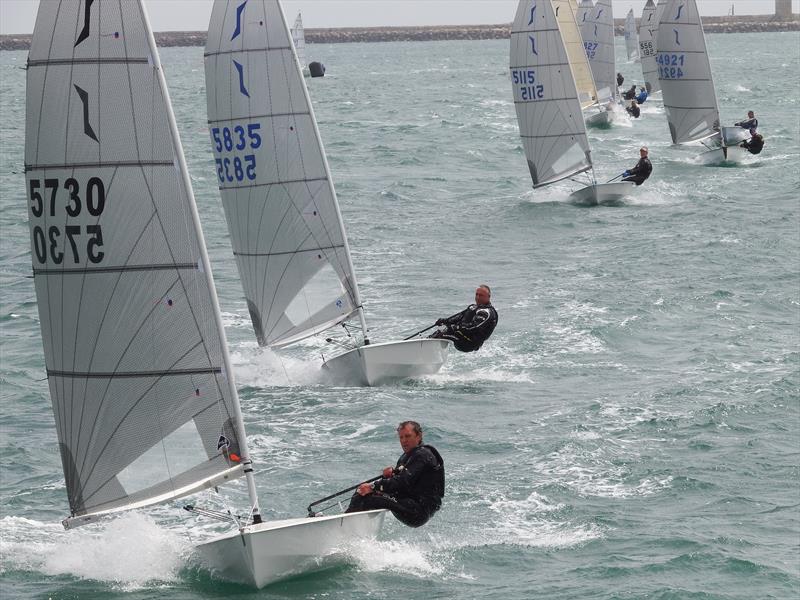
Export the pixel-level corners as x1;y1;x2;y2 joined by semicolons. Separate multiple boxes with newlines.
290;12;308;72
657;0;721;144
554;0;598;109
624;9;640;62
638;0;661;93
205;0;364;348
25;0;255;527
579;0;616;101
510;0;593;188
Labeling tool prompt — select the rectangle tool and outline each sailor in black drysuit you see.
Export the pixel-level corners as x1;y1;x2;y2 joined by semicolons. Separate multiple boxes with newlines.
617;72;625;87
622;85;638;101
734;110;758;131
429;285;498;352
739;128;764;155
622;146;653;186
346;421;444;528
626;99;641;119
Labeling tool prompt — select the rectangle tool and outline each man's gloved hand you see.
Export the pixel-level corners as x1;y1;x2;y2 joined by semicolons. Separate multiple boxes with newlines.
623;171;630;177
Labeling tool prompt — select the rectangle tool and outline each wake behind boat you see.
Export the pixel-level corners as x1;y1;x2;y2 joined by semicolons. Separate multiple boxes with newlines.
510;0;637;205
203;0;450;386
25;0;386;588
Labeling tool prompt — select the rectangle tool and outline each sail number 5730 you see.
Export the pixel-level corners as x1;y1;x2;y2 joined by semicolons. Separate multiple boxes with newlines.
211;123;261;183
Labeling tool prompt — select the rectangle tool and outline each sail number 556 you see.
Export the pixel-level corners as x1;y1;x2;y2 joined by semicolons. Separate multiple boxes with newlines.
211;123;260;183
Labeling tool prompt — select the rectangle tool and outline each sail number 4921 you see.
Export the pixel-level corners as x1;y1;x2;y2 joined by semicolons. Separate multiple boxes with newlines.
511;69;545;101
656;53;685;79
28;177;105;265
211;123;261;183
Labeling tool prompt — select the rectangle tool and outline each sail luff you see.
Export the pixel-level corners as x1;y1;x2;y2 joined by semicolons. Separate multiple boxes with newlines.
510;0;593;188
273;0;371;344
656;0;721;144
137;0;261;522
625;10;640;61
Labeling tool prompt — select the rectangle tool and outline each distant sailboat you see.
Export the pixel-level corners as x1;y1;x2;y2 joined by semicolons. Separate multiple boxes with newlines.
510;0;636;204
577;0;621;126
25;0;385;589
555;0;598;109
656;0;746;161
290;12;311;77
638;0;662;94
204;0;450;385
624;9;640;62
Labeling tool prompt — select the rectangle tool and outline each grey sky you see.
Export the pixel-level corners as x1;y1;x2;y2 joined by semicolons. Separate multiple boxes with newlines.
1;0;797;35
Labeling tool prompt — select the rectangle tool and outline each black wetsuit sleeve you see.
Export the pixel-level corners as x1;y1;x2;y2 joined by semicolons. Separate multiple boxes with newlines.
377;448;435;497
442;307;468;326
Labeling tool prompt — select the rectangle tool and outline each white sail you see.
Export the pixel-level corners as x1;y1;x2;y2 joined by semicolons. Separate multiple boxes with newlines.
554;0;598;109
579;0;616;101
205;0;364;348
656;0;720;144
25;0;258;527
638;0;661;93
510;0;593;187
290;12;308;72
624;10;640;62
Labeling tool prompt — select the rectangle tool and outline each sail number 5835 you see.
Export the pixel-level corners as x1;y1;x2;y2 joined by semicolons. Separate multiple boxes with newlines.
211;123;260;183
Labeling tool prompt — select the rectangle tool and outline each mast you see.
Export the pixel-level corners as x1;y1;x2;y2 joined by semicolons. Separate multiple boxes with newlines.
275;0;370;345
138;0;261;523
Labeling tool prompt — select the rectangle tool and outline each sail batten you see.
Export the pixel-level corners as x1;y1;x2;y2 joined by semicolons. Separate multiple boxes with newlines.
511;0;593;188
205;0;361;348
656;0;720;144
25;0;251;525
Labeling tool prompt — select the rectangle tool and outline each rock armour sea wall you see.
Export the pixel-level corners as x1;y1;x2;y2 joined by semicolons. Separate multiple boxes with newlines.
2;16;797;51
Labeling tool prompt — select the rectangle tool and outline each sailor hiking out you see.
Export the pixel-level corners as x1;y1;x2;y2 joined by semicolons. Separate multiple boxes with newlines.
346;421;444;528
430;285;498;352
626;100;641;119
622;147;652;185
739;128;765;155
734;110;758;131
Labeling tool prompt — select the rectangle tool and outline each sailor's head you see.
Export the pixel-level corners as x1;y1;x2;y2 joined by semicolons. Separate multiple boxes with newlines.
475;285;491;305
747;110;755;118
640;146;648;156
397;421;423;453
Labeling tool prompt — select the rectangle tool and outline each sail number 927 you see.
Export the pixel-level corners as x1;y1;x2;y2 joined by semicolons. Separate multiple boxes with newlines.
511;69;545;101
28;177;106;265
211;123;261;184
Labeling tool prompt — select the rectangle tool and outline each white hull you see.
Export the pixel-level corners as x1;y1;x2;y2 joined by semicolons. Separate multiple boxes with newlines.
696;144;745;165
196;509;387;588
585;108;613;127
323;338;450;386
569;181;638;205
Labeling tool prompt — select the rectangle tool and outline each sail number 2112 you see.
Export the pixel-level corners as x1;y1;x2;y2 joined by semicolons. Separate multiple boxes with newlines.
211;123;261;184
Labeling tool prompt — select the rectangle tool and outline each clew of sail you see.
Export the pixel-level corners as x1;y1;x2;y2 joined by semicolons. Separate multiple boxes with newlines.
204;0;360;348
624;9;640;62
638;0;661;93
25;0;250;527
554;0;598;109
656;0;721;144
579;0;616;101
511;0;593;188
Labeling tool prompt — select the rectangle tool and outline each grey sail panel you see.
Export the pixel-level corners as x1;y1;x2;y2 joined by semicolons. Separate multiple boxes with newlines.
656;0;720;144
25;0;244;521
579;0;617;101
511;0;593;188
205;0;357;348
291;12;308;71
638;0;661;93
553;0;597;109
625;9;640;62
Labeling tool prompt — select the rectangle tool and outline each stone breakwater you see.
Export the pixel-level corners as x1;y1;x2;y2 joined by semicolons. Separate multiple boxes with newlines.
1;17;797;51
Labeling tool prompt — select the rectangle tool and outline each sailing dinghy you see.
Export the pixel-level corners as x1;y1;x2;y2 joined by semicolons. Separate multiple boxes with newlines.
204;0;450;386
638;0;664;94
624;9;640;63
25;0;385;588
577;0;622;126
510;0;635;204
290;12;311;77
656;0;746;162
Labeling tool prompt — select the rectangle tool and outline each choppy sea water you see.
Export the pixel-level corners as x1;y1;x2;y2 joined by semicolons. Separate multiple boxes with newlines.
1;32;798;599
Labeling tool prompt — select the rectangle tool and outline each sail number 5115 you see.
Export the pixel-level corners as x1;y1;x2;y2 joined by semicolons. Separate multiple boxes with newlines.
511;69;545;101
